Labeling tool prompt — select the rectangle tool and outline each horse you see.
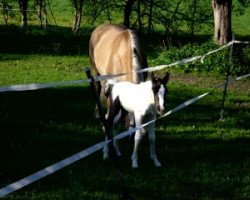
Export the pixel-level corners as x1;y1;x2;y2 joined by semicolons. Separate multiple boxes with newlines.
89;23;148;117
104;72;170;168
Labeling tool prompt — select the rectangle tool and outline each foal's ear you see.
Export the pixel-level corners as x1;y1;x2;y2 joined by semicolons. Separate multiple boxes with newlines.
150;72;157;83
162;72;170;85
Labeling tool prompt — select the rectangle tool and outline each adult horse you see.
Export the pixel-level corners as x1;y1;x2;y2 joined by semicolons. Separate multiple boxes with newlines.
89;23;148;117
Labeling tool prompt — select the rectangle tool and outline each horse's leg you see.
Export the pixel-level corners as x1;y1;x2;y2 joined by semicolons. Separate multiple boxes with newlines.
94;77;102;119
113;110;122;156
103;96;122;159
148;120;161;167
131;114;142;168
103;135;109;160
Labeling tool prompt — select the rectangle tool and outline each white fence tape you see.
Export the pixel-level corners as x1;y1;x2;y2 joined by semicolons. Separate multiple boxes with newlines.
215;73;250;88
138;39;249;73
0;80;87;92
0;40;249;198
0;73;126;93
0;141;107;198
0;90;210;198
236;73;250;81
0;40;249;93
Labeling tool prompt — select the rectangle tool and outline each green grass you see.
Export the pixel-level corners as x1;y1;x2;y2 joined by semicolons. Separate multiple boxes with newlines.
0;54;88;85
0;71;249;200
232;7;250;37
0;5;249;199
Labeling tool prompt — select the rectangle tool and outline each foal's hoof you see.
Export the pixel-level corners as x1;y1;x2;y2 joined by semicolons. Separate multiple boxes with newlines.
132;160;138;168
154;160;161;167
155;162;161;167
103;154;109;160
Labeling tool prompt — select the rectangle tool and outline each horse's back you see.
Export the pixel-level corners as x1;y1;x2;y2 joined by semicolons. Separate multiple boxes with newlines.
89;24;145;83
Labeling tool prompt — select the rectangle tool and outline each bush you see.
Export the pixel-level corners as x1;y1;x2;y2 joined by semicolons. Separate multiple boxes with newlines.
153;40;250;75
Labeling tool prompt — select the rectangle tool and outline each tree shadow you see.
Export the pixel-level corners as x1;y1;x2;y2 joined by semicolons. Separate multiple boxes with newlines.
0;25;91;55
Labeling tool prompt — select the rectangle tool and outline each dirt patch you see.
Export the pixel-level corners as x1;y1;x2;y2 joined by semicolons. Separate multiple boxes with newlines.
170;73;250;94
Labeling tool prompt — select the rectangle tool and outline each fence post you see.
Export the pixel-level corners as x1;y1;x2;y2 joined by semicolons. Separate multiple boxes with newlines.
219;38;234;120
85;68;133;200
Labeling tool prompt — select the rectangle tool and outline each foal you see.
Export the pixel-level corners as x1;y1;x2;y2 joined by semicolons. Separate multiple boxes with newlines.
104;72;170;168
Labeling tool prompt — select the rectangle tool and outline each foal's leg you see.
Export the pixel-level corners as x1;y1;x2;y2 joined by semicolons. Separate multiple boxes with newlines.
131;114;143;168
148;121;161;167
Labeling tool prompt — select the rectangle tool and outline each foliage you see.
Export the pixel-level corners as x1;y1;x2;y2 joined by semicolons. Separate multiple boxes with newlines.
233;0;250;15
149;39;250;75
0;9;249;198
0;0;15;26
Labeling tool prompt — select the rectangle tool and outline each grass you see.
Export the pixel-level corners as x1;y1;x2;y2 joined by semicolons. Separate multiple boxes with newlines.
0;54;88;85
0;4;249;199
0;72;249;199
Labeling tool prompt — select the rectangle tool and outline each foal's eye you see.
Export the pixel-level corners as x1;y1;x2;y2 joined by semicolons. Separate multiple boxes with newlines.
152;85;160;93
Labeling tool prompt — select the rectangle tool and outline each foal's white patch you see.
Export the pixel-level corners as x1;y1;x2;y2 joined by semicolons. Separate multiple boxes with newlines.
158;85;165;111
105;80;164;168
112;81;155;115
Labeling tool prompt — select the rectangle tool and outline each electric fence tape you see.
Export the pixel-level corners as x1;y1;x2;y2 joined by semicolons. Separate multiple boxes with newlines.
0;40;249;198
0;40;249;93
0;91;210;198
0;73;126;93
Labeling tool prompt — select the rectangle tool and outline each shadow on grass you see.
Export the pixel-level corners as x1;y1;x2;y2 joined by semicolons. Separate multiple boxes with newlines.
0;84;249;200
0;25;91;55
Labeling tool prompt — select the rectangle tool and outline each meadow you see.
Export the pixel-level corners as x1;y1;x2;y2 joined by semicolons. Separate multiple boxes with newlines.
0;3;250;200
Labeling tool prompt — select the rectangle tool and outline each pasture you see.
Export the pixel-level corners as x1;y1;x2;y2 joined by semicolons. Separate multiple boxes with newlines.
0;7;250;200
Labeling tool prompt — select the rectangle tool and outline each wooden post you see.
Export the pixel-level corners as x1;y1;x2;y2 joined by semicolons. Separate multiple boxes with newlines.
219;38;234;120
85;68;133;200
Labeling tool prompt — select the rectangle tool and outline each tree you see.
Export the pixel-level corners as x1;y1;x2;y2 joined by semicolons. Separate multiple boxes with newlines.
1;0;14;26
212;0;232;45
71;0;84;33
123;0;136;27
34;0;49;28
18;0;28;27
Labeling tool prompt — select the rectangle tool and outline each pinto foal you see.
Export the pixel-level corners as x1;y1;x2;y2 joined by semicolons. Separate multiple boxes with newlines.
104;72;170;168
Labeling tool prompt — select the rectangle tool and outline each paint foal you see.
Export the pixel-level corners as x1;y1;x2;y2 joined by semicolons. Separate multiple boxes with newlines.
89;23;148;117
104;72;170;168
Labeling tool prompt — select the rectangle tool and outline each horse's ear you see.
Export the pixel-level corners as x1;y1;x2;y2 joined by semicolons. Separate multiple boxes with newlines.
162;72;170;84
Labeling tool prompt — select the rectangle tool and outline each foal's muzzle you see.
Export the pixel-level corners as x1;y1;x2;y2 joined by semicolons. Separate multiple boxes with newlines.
157;106;165;116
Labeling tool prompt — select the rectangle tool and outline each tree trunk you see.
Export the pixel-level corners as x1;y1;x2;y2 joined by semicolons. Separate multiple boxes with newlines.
72;9;82;33
34;0;49;29
123;0;136;27
72;0;84;33
137;0;142;32
18;0;28;27
147;0;153;34
212;0;232;45
190;0;198;36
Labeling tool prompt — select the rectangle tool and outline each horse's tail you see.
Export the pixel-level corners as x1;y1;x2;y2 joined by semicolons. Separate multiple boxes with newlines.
128;29;148;82
104;80;117;98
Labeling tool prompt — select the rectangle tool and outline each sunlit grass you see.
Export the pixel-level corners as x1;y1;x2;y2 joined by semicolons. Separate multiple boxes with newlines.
0;54;89;85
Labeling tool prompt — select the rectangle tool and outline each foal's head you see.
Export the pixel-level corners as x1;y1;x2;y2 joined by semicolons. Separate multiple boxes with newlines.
151;72;170;115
